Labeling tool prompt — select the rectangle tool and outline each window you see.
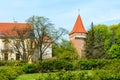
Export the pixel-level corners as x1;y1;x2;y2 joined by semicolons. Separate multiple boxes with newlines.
16;53;20;60
75;36;86;39
75;37;81;39
4;53;8;60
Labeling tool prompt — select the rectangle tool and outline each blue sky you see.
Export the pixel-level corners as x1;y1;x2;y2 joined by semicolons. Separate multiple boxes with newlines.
0;0;120;31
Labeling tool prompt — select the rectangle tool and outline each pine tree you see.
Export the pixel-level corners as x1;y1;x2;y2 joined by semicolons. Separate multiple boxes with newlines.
85;22;95;58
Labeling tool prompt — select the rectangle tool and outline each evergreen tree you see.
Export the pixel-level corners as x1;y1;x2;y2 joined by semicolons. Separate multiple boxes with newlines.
85;23;108;58
85;22;95;58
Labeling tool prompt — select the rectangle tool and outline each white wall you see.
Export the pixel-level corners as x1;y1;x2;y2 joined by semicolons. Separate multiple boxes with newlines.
0;39;2;60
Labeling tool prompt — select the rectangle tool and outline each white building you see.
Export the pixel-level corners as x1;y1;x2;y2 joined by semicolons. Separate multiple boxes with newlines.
0;23;52;61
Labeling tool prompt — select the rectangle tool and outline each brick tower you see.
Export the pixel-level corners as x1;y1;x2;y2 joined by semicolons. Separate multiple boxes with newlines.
69;15;87;57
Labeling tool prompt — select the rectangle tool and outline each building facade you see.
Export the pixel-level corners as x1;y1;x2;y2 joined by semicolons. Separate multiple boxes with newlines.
69;15;87;57
0;23;52;61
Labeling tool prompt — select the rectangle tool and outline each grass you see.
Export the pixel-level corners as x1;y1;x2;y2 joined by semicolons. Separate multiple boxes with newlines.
15;73;43;80
15;72;59;80
15;70;95;80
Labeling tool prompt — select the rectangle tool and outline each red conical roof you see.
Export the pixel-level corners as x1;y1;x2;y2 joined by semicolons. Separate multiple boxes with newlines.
70;15;86;35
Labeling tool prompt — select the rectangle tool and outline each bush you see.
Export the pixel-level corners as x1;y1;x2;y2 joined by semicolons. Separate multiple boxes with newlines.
103;59;120;72
36;70;120;80
73;59;109;70
0;73;8;80
0;60;27;66
0;66;24;80
36;70;100;80
23;63;38;73
96;70;120;80
38;60;73;72
33;59;120;73
13;60;27;66
0;61;15;66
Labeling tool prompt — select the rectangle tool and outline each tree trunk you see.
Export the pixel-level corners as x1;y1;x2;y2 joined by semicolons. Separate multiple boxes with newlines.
39;48;43;60
39;53;43;61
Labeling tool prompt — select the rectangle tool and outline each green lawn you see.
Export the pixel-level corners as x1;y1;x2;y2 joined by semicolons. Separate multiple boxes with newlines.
15;73;44;80
15;72;61;80
15;70;95;80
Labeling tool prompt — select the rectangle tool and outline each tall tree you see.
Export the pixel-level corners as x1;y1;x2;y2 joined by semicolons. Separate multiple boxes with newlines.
26;16;67;60
108;24;120;58
85;23;108;58
85;22;120;59
85;22;95;58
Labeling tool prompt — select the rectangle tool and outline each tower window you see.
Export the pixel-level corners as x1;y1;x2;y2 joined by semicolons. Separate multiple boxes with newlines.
75;37;81;39
75;36;86;39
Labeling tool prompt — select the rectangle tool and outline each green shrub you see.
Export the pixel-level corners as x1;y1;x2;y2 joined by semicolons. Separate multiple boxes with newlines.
0;61;15;66
96;70;120;80
0;66;24;80
23;63;38;73
0;61;27;66
36;71;97;80
74;59;109;70
13;60;27;66
36;70;120;80
103;59;120;72
53;60;73;71
38;60;73;72
0;61;6;66
0;73;8;80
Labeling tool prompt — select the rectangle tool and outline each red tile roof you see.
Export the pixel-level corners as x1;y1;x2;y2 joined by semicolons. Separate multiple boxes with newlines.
70;15;86;35
0;23;31;37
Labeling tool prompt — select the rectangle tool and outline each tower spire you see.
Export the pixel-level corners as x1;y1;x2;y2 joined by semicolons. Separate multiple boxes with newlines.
69;15;86;35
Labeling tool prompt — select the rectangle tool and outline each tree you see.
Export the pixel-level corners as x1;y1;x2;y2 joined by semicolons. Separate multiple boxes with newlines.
108;44;120;58
93;24;108;58
108;24;120;58
85;22;120;59
85;22;95;58
53;39;78;60
85;23;109;58
26;16;67;60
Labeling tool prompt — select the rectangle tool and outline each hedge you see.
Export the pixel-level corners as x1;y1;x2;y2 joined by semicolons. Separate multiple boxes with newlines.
73;59;110;70
22;63;39;73
22;59;120;73
0;66;24;80
0;60;27;66
1;59;120;79
38;60;73;72
36;70;120;80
